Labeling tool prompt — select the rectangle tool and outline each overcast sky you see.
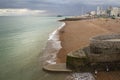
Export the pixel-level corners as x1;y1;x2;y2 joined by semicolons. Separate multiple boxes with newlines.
0;0;120;16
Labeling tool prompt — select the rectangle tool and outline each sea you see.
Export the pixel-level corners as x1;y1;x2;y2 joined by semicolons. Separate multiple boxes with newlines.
0;16;68;80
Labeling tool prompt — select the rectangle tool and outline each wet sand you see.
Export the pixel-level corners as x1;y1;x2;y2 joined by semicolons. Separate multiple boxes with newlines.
57;18;120;80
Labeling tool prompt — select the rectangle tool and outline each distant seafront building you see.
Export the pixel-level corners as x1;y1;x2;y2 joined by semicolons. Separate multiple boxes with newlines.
97;6;103;16
96;6;120;17
110;7;120;17
97;6;107;16
90;11;96;16
82;6;120;18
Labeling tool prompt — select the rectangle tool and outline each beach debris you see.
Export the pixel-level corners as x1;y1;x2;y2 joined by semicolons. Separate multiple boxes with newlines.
106;65;109;72
65;73;95;80
94;70;98;75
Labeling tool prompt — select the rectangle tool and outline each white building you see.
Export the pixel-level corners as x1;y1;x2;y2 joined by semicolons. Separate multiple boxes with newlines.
97;6;107;16
90;11;96;16
118;7;120;17
101;10;107;15
97;6;103;15
111;7;120;17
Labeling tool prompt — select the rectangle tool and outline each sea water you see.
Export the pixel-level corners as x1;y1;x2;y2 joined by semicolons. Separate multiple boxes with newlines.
0;16;68;80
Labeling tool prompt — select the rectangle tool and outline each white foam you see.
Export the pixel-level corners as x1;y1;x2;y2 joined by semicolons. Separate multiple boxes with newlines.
46;60;56;64
48;23;65;41
43;22;66;65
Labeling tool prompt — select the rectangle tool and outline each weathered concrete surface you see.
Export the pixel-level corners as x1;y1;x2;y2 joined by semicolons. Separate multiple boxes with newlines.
90;34;120;54
43;63;72;72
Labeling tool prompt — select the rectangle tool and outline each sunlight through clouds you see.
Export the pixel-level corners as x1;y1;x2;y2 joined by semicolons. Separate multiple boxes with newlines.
0;9;46;16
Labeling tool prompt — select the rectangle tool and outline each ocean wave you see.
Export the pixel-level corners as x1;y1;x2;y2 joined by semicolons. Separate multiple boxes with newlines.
43;22;66;65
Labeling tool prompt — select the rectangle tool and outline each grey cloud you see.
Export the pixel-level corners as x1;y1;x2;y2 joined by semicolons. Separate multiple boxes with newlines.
0;0;119;16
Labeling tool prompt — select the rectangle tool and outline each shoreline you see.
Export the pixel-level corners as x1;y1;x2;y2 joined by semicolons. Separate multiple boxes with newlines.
43;18;120;65
43;22;65;65
57;18;120;63
43;18;120;74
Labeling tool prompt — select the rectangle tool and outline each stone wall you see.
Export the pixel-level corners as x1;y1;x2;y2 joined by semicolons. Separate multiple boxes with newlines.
90;34;120;54
66;34;120;71
66;49;89;71
84;47;120;62
66;47;120;71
